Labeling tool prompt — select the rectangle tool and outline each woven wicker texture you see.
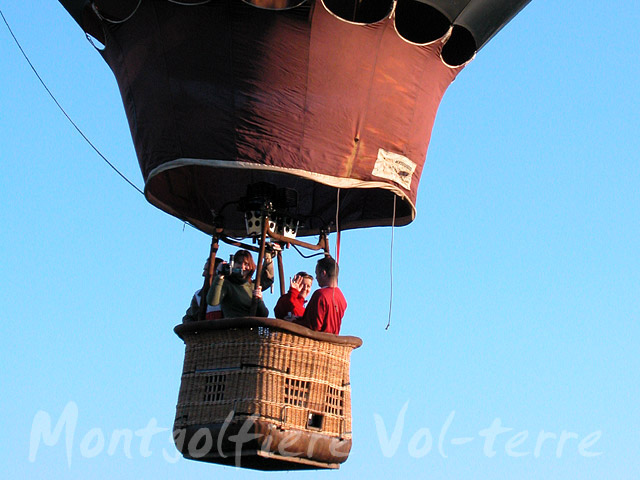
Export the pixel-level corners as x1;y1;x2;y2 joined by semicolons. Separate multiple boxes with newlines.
175;324;358;438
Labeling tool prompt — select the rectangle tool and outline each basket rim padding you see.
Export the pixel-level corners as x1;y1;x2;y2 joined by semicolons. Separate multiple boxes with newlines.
174;317;363;348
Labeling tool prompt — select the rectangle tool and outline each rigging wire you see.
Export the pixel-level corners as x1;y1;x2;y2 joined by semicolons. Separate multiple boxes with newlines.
92;0;143;24
331;188;341;306
335;188;341;262
385;195;396;330
168;0;212;5
292;244;324;259
0;9;144;196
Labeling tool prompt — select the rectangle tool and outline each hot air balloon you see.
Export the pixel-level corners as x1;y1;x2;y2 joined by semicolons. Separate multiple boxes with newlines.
59;0;531;470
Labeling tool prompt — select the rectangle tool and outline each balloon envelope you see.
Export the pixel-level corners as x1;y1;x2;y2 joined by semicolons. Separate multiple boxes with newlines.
60;0;531;236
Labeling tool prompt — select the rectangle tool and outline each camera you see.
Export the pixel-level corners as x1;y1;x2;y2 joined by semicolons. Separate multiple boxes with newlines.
218;255;234;277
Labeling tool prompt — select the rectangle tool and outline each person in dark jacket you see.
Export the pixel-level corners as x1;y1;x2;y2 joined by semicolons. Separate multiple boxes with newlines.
207;249;268;318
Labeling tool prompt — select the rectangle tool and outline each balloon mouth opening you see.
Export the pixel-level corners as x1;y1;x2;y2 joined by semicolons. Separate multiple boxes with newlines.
144;161;416;237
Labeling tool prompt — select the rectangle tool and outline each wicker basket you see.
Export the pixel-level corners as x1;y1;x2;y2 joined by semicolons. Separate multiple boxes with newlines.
173;318;362;470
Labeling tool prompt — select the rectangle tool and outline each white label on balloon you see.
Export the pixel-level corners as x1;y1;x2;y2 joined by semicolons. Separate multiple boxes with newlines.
372;149;416;190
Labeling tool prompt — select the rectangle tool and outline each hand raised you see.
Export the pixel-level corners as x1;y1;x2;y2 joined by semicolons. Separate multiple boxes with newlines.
290;274;303;292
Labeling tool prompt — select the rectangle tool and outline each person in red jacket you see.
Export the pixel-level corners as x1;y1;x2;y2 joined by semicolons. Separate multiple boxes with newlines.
274;272;314;319
294;256;346;335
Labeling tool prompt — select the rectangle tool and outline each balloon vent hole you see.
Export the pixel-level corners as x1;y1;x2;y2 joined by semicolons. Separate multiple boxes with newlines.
395;0;450;45
441;25;476;67
323;0;393;24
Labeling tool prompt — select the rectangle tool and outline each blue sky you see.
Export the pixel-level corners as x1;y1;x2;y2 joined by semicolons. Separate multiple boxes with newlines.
1;1;639;479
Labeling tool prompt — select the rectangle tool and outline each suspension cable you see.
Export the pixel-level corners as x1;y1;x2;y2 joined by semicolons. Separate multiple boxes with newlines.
0;9;144;196
385;195;396;330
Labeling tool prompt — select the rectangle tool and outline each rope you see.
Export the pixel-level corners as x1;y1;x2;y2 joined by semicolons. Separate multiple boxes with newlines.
0;9;144;196
385;195;396;330
335;188;341;263
167;0;212;5
92;0;143;24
